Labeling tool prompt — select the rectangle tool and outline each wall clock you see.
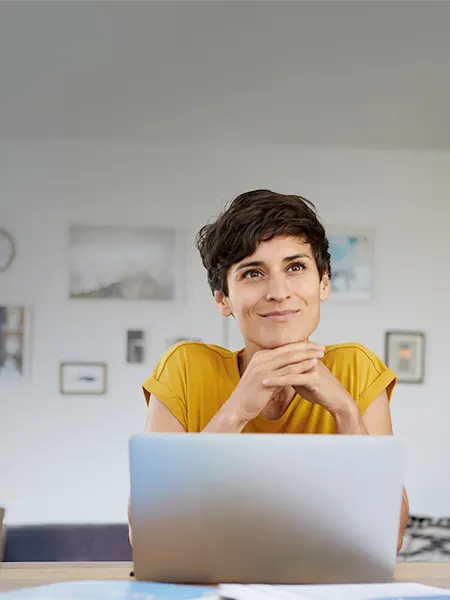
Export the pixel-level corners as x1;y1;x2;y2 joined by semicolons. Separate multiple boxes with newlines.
0;229;15;272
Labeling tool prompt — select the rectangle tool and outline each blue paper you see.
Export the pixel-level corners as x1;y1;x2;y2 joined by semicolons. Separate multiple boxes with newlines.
366;597;450;600
0;580;218;599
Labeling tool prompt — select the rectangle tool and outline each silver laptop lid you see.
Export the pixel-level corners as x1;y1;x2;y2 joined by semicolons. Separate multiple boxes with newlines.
129;434;403;585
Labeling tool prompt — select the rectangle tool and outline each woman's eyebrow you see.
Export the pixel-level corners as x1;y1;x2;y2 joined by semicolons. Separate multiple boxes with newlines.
282;253;312;262
235;253;312;273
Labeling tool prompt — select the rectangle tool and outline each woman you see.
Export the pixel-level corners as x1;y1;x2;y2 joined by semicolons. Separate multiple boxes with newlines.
132;189;409;550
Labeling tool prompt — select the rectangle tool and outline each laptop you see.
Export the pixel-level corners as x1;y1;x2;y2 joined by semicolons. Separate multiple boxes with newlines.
129;433;403;585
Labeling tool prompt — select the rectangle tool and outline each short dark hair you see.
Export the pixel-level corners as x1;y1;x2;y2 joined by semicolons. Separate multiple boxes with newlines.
195;189;331;296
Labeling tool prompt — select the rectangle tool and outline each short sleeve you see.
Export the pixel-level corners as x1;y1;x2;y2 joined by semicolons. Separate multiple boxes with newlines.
142;344;188;429
354;345;397;414
323;343;397;416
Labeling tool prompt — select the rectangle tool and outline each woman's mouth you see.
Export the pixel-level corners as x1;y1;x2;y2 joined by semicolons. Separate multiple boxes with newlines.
261;310;299;321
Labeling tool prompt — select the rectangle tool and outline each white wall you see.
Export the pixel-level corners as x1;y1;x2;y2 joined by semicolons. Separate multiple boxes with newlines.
1;142;449;524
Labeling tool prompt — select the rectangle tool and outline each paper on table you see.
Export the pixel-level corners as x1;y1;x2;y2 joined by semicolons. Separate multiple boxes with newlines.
0;580;219;599
219;583;450;600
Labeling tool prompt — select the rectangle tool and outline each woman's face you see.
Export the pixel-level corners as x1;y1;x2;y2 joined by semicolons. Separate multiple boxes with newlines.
215;235;330;350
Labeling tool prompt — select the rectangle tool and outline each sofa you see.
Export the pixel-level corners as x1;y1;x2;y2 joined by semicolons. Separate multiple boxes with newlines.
3;523;132;562
3;515;449;563
0;507;4;562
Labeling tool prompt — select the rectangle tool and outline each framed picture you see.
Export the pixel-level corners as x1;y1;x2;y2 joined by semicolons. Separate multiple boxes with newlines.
60;362;107;395
165;336;202;351
328;231;374;303
385;331;425;384
69;225;178;301
126;329;146;364
0;305;32;379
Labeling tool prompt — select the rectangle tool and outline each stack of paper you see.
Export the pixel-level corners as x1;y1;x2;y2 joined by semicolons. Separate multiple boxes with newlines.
219;583;450;600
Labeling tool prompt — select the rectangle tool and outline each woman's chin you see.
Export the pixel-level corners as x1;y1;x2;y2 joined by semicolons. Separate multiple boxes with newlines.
257;332;308;349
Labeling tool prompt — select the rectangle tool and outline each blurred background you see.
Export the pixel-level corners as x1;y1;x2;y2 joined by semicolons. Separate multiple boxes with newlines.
1;0;449;528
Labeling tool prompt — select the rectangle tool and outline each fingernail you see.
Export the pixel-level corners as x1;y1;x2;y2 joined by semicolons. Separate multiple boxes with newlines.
262;379;270;386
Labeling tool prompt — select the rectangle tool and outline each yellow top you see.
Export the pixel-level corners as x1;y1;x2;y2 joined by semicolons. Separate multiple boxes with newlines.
142;342;397;434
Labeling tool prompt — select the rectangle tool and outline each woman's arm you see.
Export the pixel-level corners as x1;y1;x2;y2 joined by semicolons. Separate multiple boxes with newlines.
128;395;247;543
143;395;246;433
143;396;187;432
361;390;410;552
128;396;186;545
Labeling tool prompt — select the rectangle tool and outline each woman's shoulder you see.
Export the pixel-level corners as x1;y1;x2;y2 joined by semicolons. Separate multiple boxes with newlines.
142;340;239;408
322;342;397;409
323;341;383;365
322;341;391;380
153;340;237;375
166;339;236;359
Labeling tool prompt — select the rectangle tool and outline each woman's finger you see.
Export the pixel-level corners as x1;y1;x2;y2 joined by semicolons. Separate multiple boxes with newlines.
269;358;318;379
266;348;324;371
262;373;315;388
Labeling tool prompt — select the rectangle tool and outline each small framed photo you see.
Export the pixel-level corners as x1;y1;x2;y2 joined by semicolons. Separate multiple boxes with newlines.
0;305;32;380
328;230;374;303
385;331;425;384
126;329;146;364
60;362;107;395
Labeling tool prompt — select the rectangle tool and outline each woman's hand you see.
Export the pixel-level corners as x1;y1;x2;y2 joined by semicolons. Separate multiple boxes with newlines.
261;354;366;433
262;357;354;416
222;341;326;426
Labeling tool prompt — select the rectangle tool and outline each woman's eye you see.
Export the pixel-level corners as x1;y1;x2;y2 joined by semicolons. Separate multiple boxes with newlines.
288;262;306;272
243;269;262;279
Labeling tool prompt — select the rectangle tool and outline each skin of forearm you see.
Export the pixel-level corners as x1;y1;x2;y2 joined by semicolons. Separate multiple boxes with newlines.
202;400;248;433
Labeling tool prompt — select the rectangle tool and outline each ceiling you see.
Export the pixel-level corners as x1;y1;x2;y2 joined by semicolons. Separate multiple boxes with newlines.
1;1;450;149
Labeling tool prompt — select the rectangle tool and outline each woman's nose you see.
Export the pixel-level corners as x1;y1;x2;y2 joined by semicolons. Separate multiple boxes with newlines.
265;276;291;301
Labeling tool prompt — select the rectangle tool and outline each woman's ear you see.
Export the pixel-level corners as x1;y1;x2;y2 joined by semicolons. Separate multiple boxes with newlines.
320;272;331;302
214;290;233;317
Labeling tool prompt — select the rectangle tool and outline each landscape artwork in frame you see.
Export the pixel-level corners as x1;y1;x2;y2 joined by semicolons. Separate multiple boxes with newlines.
0;305;30;379
385;331;425;384
328;232;374;302
69;225;176;301
60;362;107;395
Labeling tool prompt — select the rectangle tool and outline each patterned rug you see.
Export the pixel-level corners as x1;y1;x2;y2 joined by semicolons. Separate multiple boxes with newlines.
398;516;450;561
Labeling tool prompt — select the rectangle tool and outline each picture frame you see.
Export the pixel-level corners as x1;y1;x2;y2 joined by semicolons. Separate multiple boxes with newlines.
0;305;32;380
126;329;146;364
69;225;181;302
385;331;425;384
327;229;374;303
60;362;107;395
165;336;202;351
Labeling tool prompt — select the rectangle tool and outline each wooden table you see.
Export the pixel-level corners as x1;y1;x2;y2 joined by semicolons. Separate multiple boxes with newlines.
1;562;450;594
0;563;132;593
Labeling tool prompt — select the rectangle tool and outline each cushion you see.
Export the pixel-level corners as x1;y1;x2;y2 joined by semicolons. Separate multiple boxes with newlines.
398;515;450;561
